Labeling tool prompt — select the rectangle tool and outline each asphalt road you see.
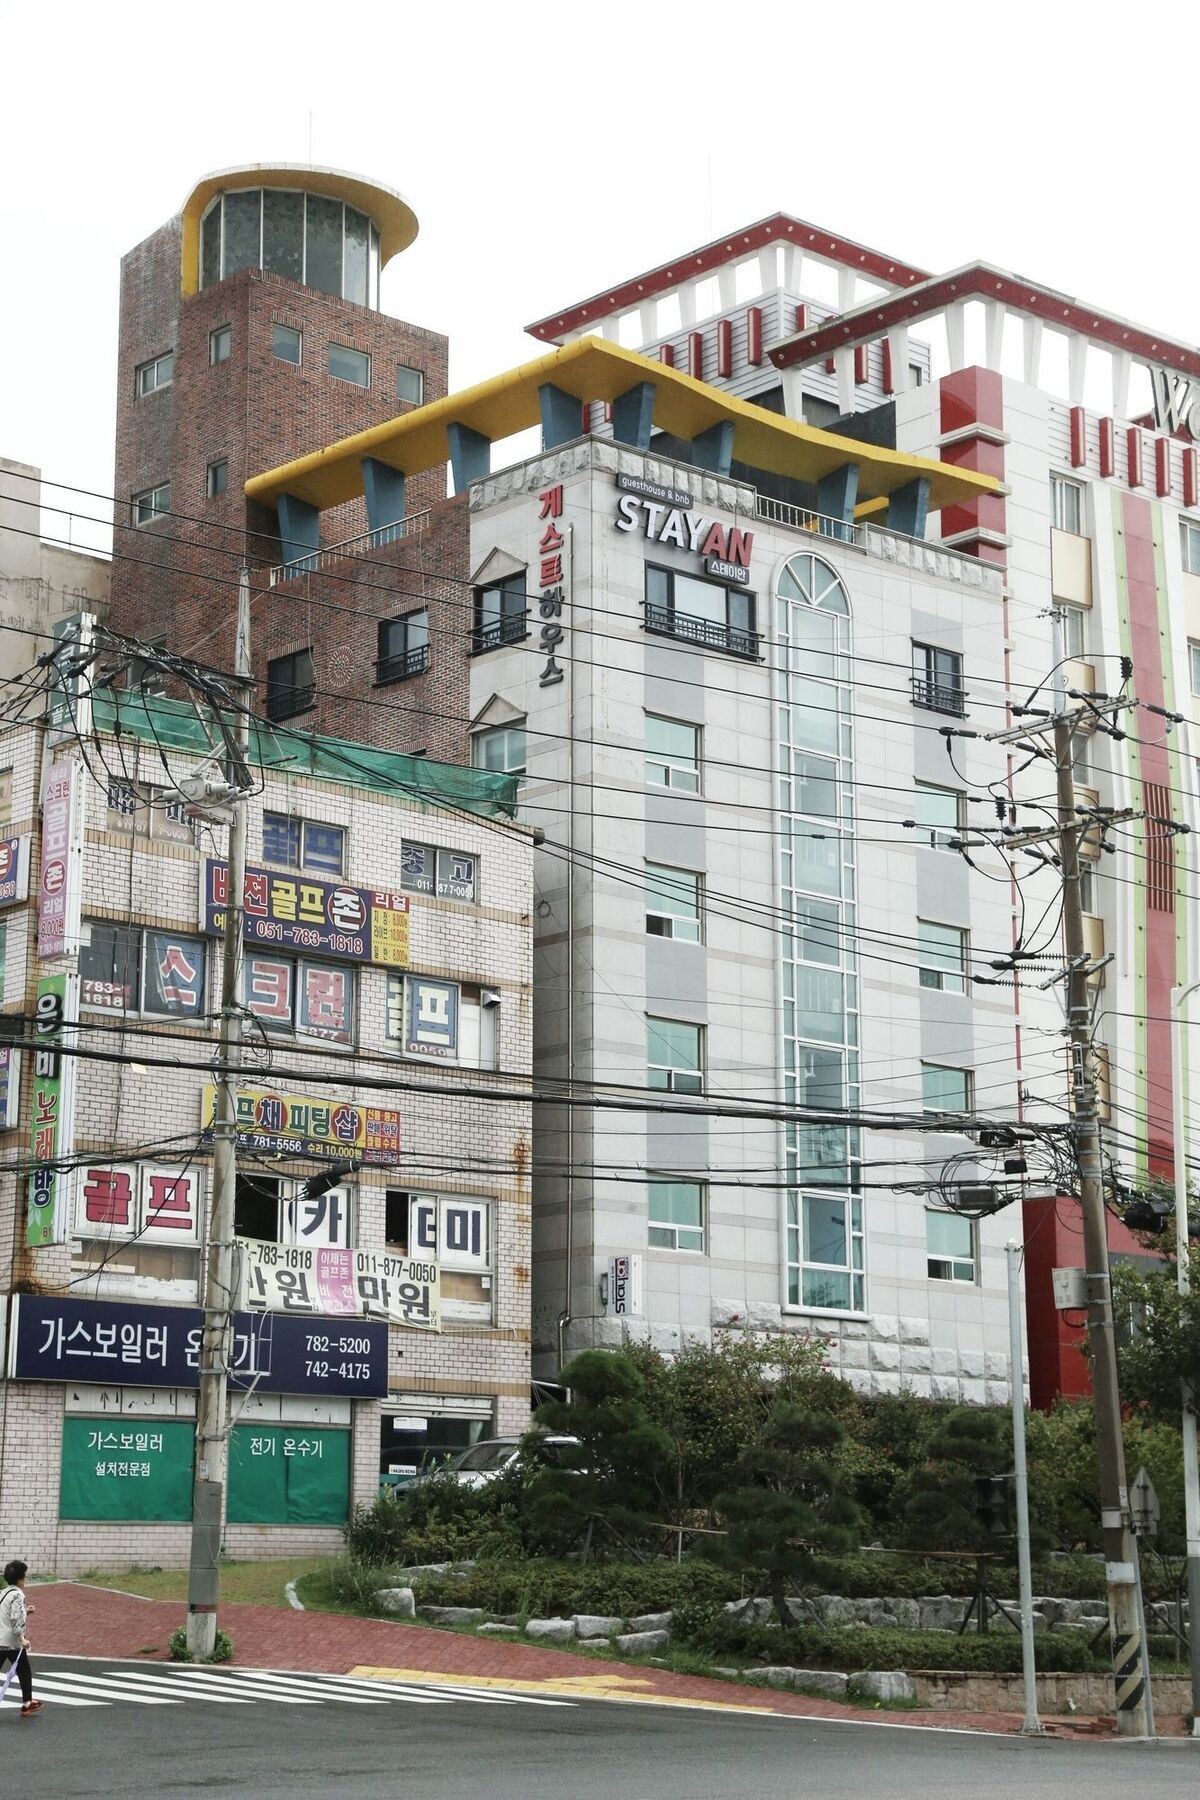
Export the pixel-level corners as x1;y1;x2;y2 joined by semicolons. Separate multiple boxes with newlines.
1;1657;1193;1799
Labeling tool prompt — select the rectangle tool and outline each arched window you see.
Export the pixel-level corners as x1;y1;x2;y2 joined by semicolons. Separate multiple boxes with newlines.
775;555;862;1312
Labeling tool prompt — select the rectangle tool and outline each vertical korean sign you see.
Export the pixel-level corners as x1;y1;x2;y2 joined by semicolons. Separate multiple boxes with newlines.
38;758;84;960
27;971;78;1246
536;484;567;687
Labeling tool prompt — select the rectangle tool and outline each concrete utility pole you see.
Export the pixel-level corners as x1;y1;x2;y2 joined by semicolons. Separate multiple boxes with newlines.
185;573;252;1657
1052;712;1150;1737
1006;1241;1041;1735
1170;977;1200;1732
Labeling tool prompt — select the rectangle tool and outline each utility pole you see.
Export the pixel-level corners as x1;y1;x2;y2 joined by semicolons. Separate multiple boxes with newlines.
1170;977;1200;1732
185;572;251;1657
1053;710;1151;1737
1006;1241;1041;1735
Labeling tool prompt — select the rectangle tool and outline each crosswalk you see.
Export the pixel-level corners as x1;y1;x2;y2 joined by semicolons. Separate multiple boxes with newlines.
2;1660;574;1713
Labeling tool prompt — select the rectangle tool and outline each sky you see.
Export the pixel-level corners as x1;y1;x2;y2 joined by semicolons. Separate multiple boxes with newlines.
2;1;1195;559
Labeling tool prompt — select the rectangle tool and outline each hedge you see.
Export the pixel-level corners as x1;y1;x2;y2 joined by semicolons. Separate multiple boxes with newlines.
408;1558;742;1618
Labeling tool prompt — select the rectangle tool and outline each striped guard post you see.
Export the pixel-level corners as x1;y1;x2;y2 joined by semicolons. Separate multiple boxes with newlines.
1112;1630;1145;1717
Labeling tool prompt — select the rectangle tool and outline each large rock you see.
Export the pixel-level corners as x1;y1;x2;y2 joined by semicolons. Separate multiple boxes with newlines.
628;1612;672;1634
573;1614;623;1639
849;1670;915;1703
889;1599;920;1631
477;1623;519;1637
792;1669;849;1699
417;1605;484;1626
815;1595;856;1627
374;1587;415;1618
525;1618;576;1644
616;1629;670;1656
918;1595;964;1632
724;1597;773;1625
745;1667;797;1690
398;1561;476;1583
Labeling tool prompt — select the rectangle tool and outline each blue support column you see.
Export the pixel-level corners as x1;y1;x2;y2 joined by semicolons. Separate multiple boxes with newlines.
611;382;657;450
276;492;320;576
816;463;861;540
690;421;734;476
887;476;931;540
447;423;492;493
361;458;407;545
539;383;583;450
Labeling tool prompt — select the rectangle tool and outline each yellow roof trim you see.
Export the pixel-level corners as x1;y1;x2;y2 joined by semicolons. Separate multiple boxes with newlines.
179;163;418;298
244;337;1000;515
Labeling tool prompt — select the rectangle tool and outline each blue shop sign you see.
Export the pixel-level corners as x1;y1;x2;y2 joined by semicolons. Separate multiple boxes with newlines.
7;1294;387;1397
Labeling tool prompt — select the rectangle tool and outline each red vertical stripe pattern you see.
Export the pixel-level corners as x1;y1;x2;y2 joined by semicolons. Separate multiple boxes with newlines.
881;339;894;394
1127;427;1143;487
1185;447;1198;509
660;343;675;367
794;303;808;332
716;318;732;379
1099;418;1115;478
1155;438;1171;498
853;344;869;383
689;331;704;379
1070;405;1087;467
746;306;763;366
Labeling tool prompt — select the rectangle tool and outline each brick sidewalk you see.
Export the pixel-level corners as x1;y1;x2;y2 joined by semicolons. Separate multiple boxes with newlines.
23;1581;1157;1738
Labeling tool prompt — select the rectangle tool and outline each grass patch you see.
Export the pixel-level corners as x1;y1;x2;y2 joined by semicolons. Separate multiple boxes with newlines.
77;1558;334;1608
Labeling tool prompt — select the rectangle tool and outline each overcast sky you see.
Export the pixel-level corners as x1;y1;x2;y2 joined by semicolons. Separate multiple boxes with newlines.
3;2;1194;557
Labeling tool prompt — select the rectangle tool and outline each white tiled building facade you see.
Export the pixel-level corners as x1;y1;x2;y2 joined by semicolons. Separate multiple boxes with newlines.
0;708;533;1572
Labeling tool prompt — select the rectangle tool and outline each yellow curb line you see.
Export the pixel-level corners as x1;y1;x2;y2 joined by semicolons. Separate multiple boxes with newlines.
350;1664;782;1715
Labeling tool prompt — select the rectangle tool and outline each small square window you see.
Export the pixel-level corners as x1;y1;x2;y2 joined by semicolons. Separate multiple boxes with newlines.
263;812;345;876
136;351;174;396
926;1209;976;1283
647;1017;703;1094
645;714;700;791
472;724;526;776
913;783;964;850
1060;604;1087;662
645;864;701;941
210;326;232;365
132;483;170;527
272;324;302;365
328;342;370;386
377;611;429;684
206;459;228;499
1051;474;1084;535
908;362;925;388
911;642;964;715
917;920;968;993
1182;520;1200;576
265;648;316;721
922;1063;972;1118
648;1178;705;1253
396;364;424;405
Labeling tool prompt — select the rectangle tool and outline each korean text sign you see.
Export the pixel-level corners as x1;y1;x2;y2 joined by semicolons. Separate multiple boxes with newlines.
203;860;410;967
38;758;83;958
26;971;78;1247
59;1416;194;1522
239;1240;441;1332
201;1084;401;1166
9;1293;389;1397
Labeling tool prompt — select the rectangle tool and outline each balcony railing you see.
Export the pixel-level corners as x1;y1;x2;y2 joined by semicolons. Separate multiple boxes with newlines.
471;613;528;656
911;675;966;716
268;510;431;585
374;645;431;686
643;601;760;661
755;497;864;545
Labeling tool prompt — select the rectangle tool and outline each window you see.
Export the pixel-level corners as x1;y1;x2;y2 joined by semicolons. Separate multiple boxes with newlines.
210;326;231;365
648;1178;704;1252
645;864;701;941
1060;604;1087;661
911;642;964;715
1051;474;1084;535
132;483;170;527
1079;862;1096;915
918;920;968;993
266;648;315;721
272;323;302;365
472;575;527;654
1182;520;1200;576
922;1063;973;1117
645;714;700;791
927;1210;976;1283
386;1191;492;1320
396;365;424;405
787;1192;864;1311
913;782;964;850
328;342;370;386
1072;730;1093;789
644;564;759;660
647;1018;703;1093
909;362;925;388
234;1174;353;1249
262;813;345;876
399;842;479;903
200;189;380;308
136;351;174;396
386;974;498;1068
0;768;12;825
1190;641;1200;698
472;723;526;775
376;610;429;685
206;459;228;499
243;953;355;1045
106;780;194;844
80;922;207;1018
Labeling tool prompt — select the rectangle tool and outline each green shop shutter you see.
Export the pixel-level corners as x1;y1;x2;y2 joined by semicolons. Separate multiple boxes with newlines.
59;1417;194;1522
227;1425;350;1526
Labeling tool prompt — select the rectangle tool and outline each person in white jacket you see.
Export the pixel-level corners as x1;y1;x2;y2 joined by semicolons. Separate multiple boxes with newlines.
0;1560;41;1717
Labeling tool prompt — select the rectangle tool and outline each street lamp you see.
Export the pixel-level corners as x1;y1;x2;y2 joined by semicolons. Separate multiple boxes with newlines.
1170;977;1200;1735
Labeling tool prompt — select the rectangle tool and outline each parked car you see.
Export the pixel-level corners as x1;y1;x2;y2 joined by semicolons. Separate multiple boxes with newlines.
410;1434;581;1490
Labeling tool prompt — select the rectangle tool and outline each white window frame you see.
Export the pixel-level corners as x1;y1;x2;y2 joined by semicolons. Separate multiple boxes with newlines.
386;973;498;1069
917;920;968;993
926;1208;976;1283
136;351;174;396
80;921;208;1021
1051;473;1085;535
913;782;964;850
328;342;371;387
261;811;346;877
921;1062;973;1117
206;459;228;499
648;1177;705;1253
132;483;170;527
645;863;701;941
1189;641;1200;699
386;1190;493;1321
396;364;424;405
1060;603;1087;662
647;1017;704;1094
210;325;232;365
1182;519;1200;577
399;841;479;904
645;713;701;792
472;723;526;776
787;1190;865;1314
242;951;356;1048
1079;861;1096;916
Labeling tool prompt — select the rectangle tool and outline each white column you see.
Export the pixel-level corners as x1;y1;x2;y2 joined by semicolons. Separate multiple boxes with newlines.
837;266;856;312
834;346;855;416
638;300;657;345
887;324;912;392
945;301;967;371
782;367;807;421
1023;316;1043;387
984;300;1005;372
757;245;778;294
783;244;804;295
1068;333;1088;406
678;282;697;328
1111;350;1132;420
717;266;736;310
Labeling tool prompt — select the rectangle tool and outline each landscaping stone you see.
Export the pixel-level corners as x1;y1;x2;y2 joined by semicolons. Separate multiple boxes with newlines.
578;1637;612;1649
711;1666;742;1679
396;1562;475;1583
849;1670;916;1702
792;1669;849;1699
918;1596;964;1632
745;1666;796;1689
573;1615;623;1639
723;1597;772;1625
628;1612;672;1634
417;1605;484;1626
615;1629;670;1655
865;1609;900;1629
816;1595;856;1627
477;1623;519;1637
525;1617;577;1644
373;1587;415;1618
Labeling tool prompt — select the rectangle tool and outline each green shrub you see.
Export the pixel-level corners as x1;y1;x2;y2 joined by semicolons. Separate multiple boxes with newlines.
344;1467;526;1566
167;1625;234;1664
408;1557;741;1619
673;1610;1104;1674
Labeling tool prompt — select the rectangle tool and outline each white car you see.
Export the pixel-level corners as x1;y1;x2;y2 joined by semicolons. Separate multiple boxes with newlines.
437;1435;581;1489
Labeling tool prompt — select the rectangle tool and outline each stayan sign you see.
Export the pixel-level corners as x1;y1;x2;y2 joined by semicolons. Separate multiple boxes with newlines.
615;483;754;587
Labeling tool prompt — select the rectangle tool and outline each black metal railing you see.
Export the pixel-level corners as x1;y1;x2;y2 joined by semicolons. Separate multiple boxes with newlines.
643;601;760;661
911;675;965;716
471;613;528;655
265;683;317;722
374;644;431;686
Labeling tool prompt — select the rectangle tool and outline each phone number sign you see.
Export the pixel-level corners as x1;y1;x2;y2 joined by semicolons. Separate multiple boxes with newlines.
202;860;410;967
202;1085;401;1167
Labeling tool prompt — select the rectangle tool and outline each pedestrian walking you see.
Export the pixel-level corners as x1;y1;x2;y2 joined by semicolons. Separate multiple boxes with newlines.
0;1560;42;1718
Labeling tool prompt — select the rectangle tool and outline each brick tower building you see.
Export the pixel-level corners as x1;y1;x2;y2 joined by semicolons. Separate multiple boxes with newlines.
110;164;471;760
